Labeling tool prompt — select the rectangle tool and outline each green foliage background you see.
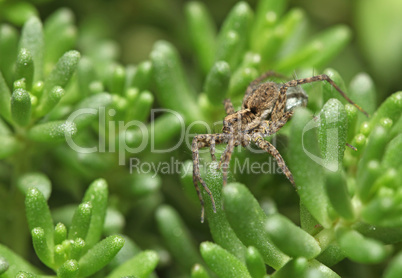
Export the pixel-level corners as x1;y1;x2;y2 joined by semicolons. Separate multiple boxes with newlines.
0;0;402;277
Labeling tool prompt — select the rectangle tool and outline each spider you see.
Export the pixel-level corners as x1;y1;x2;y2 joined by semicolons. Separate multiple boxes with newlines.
192;70;368;222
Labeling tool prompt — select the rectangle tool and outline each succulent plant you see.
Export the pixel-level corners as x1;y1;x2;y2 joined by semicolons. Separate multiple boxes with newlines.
0;0;401;277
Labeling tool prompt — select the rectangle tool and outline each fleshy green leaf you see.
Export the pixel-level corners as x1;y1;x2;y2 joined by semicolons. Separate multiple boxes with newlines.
288;108;331;228
228;67;259;97
215;31;241;70
382;134;402;169
265;214;321;259
0;135;22;159
106;250;159;278
384;251;402;278
191;264;210;278
337;227;390;263
1;2;38;26
70;92;112;130
28;120;77;143
11;88;31;126
275;25;351;72
128;90;153;122
17;172;52;200
44;10;77;67
185;2;216;74
155;205;201;271
0;71;12;122
54;223;67;246
82;179;108;251
324;169;354;220
109;65;126;95
35;86;65;117
131;60;153;91
25;188;54;252
57;259;78;278
204;61;231;105
78;235;124;277
317;98;348;171
357;126;389;202
223;183;289;269
259;8;305;66
0;25;18;86
271;258;308;278
70;238;85;261
31;227;53;268
15;48;34;91
349;73;377;126
0;256;8;275
0;244;42;277
368;91;402;131
245;246;266;278
150;41;201;124
216;2;253;68
19;17;44;82
77;57;95;95
200;242;252;278
68;202;92;240
322;69;348;105
201;167;248;263
250;0;287;52
42;50;80;96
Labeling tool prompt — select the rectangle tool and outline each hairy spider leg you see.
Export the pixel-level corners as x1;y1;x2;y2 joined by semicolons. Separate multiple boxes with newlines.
192;133;229;222
224;99;235;115
282;74;369;117
267;111;294;135
210;137;216;161
248;83;296;186
253;134;295;187
245;108;271;132
219;134;236;186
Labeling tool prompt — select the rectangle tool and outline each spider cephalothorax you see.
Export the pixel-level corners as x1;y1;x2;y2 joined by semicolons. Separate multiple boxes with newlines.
192;71;368;222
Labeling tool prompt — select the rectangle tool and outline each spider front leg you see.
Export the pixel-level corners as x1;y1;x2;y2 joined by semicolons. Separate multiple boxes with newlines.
223;99;235;115
192;133;227;222
283;74;369;117
218;134;235;186
253;134;295;187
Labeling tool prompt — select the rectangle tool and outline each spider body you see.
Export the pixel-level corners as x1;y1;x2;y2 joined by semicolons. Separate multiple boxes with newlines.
192;71;367;222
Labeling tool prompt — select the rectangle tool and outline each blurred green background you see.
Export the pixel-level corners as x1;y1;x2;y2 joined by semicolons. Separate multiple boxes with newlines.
1;0;402;277
3;0;400;99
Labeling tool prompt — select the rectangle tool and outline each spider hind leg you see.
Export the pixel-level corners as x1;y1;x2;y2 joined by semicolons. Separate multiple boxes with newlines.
253;134;295;187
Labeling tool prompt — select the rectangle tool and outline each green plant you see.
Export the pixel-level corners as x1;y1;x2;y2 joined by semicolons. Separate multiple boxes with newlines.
0;0;401;277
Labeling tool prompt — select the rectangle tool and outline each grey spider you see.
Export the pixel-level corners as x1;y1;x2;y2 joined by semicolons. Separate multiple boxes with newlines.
192;71;368;222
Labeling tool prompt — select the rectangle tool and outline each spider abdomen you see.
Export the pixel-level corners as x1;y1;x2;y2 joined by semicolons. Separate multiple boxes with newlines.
242;82;280;117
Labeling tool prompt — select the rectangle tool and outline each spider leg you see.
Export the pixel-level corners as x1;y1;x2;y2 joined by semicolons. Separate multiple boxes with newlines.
267;110;294;135
218;134;235;186
245;108;271;132
253;134;295;187
223;99;235;115
282;74;369;117
192;133;228;222
192;135;216;222
210;137;216;161
251;70;288;86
